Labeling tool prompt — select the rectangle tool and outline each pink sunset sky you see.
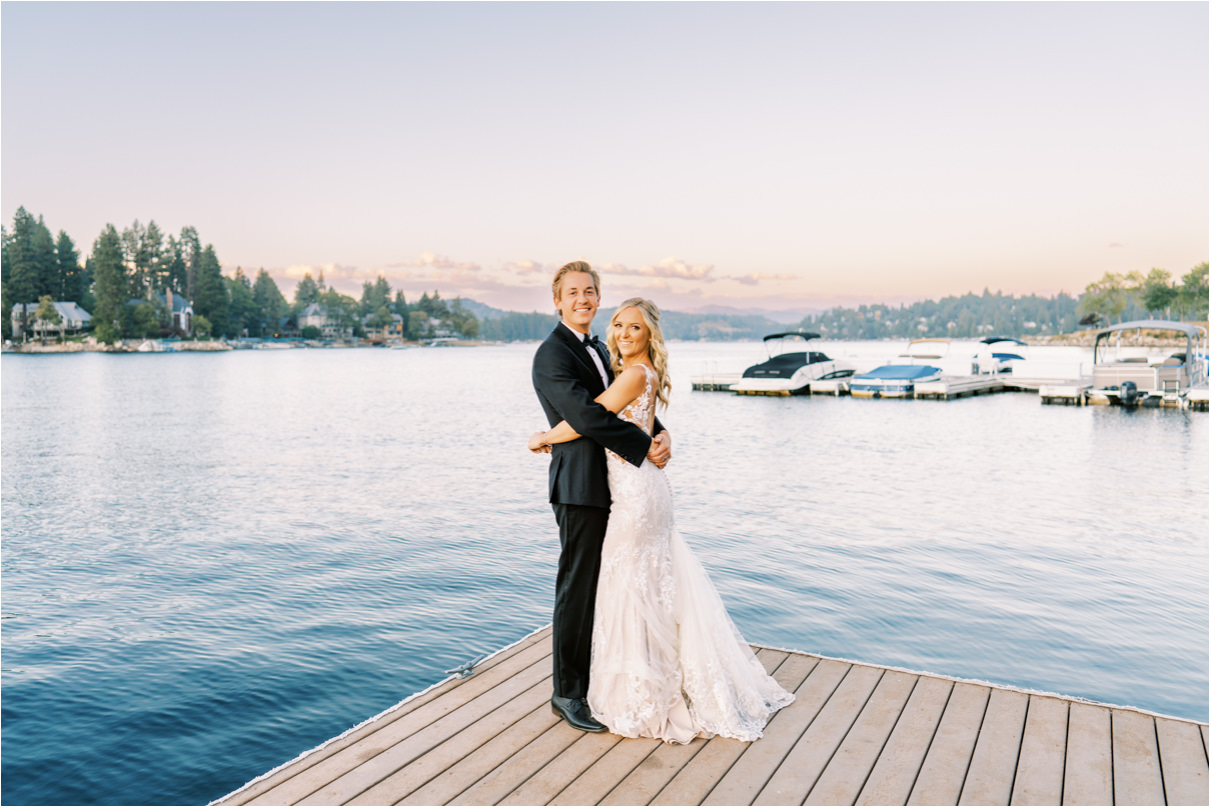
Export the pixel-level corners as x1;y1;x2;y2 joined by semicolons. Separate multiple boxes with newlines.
3;2;1206;314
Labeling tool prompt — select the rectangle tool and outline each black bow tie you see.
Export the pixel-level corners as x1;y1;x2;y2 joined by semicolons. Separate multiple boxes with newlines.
584;334;601;348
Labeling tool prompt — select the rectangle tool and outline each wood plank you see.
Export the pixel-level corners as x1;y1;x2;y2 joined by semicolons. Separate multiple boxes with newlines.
1156;717;1209;806
222;626;552;805
598;649;787;807
449;720;585;805
246;637;554;805
551;738;662;805
398;702;560;805
959;688;1028;805
650;736;753;806
1111;708;1165;806
296;654;553;805
804;669;917;805
1008;696;1067;806
498;731;622;805
754;664;885;805
656;653;820;806
349;677;554;805
702;657;849;806
907;682;990;805
601;737;708;806
856;676;953;806
1062;702;1113;806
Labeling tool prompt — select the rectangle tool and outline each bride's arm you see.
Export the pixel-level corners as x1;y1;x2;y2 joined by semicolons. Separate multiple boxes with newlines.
529;366;647;451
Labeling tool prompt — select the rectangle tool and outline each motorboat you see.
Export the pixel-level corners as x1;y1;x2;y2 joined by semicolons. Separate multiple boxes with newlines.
729;332;856;395
849;338;945;398
1090;320;1208;406
972;337;1027;375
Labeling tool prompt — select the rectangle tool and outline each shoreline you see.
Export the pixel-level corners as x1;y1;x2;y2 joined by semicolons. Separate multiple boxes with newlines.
4;324;1206;354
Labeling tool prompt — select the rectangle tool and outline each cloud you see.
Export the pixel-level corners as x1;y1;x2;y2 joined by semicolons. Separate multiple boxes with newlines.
279;262;361;281
733;272;799;286
599;257;716;281
505;259;551;276
386;251;482;273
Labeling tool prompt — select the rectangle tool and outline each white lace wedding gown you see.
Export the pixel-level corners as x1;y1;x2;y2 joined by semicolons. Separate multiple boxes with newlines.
587;364;794;744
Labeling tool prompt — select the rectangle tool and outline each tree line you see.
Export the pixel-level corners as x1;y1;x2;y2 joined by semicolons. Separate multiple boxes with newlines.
799;263;1207;341
1;207;481;343
1076;264;1208;325
5;205;1203;344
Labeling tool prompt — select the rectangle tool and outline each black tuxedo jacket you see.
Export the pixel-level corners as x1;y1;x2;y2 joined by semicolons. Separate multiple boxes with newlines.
532;323;665;509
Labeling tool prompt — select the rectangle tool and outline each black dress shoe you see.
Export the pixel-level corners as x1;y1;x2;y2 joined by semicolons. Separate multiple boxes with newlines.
551;696;607;732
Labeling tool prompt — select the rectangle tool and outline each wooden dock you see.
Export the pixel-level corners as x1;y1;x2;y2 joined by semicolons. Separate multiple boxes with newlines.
914;376;1005;401
214;626;1208;806
690;373;742;392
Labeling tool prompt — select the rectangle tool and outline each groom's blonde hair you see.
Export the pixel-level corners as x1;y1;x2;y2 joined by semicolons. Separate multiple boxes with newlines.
552;260;601;300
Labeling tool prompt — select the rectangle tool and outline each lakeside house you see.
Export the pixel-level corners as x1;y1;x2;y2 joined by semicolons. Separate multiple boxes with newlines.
125;290;194;337
362;312;405;342
10;301;93;340
298;303;353;340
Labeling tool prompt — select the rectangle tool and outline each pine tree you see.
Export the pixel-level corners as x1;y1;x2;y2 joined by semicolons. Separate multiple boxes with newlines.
1;224;11;340
180;226;201;302
193;244;229;337
6;208;41;338
91;225;127;344
163;235;187;294
32;216;56;298
226;268;256;338
55;231;83;303
293;272;320;311
142;220;165;292
252;269;287;336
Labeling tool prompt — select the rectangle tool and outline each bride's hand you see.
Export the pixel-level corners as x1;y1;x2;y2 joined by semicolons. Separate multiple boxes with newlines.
529;431;552;454
648;431;671;468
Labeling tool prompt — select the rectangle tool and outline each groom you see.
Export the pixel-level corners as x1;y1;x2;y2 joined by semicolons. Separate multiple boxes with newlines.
531;260;671;733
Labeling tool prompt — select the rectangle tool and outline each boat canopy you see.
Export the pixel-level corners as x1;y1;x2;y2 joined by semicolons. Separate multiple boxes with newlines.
1093;320;1205;340
979;336;1026;345
853;364;942;381
763;331;820;342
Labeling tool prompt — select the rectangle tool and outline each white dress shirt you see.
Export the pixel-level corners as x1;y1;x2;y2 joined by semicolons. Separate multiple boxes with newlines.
562;321;609;389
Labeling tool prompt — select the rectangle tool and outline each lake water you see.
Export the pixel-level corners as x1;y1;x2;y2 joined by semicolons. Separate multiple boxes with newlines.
2;341;1206;805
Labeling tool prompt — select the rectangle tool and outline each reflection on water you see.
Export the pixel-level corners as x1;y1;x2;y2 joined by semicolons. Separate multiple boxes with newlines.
2;343;1206;805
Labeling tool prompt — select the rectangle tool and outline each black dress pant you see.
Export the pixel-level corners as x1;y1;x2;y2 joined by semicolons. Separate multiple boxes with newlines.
551;502;609;700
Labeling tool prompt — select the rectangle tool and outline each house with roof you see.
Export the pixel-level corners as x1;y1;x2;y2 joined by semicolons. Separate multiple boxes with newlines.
160;289;193;335
362;311;404;342
299;302;353;340
10;301;92;340
125;290;194;336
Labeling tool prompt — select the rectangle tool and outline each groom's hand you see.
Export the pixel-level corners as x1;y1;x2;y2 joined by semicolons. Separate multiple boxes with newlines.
648;431;671;468
529;431;552;454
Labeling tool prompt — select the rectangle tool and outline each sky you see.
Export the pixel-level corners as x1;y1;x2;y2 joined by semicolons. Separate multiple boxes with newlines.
2;1;1207;315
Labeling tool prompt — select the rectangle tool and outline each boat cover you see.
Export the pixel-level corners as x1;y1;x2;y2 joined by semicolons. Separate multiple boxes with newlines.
852;364;942;381
743;351;831;378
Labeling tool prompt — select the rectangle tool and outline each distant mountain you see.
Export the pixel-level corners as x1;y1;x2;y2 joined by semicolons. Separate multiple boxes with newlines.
683;304;824;324
458;298;786;341
456;299;511;321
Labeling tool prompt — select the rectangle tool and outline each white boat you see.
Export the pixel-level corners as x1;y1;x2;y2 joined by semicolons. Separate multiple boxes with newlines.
972;337;1027;375
136;340;176;353
729;332;856;395
1089;320;1208;406
849;338;946;398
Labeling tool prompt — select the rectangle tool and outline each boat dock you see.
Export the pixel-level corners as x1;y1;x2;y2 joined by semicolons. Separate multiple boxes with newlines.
214;626;1208;806
687;373;1210;408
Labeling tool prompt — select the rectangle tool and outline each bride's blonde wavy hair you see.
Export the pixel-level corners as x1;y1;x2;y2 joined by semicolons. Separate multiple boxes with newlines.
606;297;672;410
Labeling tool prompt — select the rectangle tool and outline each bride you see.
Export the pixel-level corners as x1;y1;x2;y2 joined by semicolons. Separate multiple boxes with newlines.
529;298;793;743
